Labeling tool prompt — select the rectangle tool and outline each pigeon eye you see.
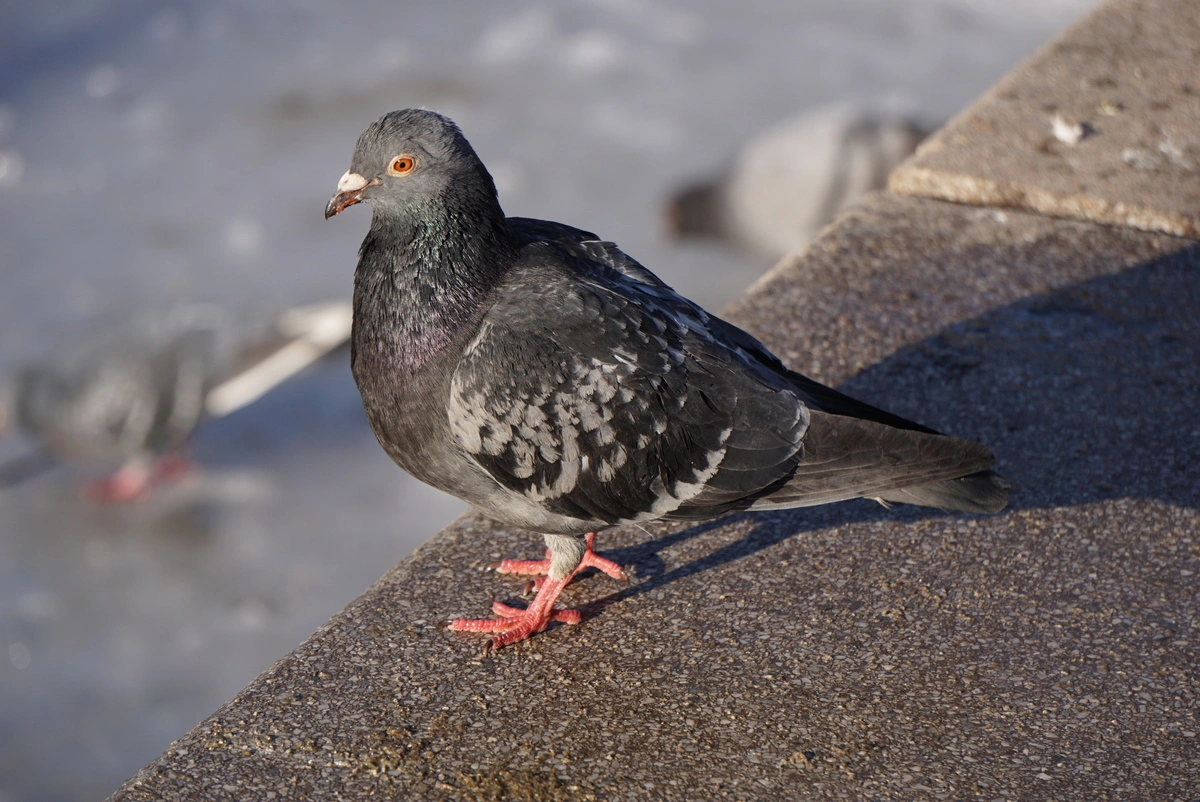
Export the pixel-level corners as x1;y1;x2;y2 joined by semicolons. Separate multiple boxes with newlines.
387;155;416;176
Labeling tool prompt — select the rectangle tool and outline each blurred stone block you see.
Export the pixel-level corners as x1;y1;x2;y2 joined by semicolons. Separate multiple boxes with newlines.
666;103;931;261
890;0;1200;237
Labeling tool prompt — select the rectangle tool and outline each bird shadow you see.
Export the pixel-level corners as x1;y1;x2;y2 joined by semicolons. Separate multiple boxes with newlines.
569;503;903;617
571;239;1200;617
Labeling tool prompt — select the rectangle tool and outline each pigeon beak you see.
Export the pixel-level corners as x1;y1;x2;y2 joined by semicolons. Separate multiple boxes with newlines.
325;171;377;219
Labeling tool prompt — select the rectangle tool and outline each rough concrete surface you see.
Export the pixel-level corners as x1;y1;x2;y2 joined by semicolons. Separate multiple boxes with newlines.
889;0;1200;237
110;193;1200;801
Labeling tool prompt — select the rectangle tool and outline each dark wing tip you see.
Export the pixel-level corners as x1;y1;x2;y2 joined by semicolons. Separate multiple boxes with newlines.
878;468;1010;514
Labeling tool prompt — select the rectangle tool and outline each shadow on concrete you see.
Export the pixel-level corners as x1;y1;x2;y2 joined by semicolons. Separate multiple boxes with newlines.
841;240;1200;512
577;240;1200;616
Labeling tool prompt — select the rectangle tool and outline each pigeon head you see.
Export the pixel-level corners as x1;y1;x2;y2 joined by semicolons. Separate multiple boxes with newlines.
325;109;499;221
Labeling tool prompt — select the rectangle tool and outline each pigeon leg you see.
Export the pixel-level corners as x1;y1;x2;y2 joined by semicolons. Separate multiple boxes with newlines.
449;575;579;650
84;460;153;503
150;449;195;485
491;531;627;587
83;449;195;503
449;532;627;649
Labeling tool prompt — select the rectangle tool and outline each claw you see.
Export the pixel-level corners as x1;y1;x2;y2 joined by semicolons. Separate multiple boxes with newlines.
490;555;553;576
449;575;579;647
448;532;624;649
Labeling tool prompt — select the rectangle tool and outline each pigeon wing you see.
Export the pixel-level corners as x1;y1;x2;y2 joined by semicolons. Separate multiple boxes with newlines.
447;250;811;527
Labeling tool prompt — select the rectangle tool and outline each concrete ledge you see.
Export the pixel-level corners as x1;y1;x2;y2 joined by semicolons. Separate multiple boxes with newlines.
890;0;1200;237
110;192;1200;800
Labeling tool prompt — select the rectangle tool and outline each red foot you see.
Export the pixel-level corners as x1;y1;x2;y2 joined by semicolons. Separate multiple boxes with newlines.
153;452;194;483
451;532;627;649
490;551;552;576
82;452;196;504
490;531;628;592
84;462;153;503
449;576;579;650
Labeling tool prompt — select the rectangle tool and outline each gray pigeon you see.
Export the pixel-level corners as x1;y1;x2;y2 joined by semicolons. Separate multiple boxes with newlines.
326;109;1007;650
0;301;352;500
666;103;931;261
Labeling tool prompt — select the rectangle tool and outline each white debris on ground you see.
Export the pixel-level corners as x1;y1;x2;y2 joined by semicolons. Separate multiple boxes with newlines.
1052;113;1088;145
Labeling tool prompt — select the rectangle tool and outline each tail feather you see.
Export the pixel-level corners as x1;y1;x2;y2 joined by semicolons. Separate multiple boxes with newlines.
876;469;1010;514
747;410;1009;514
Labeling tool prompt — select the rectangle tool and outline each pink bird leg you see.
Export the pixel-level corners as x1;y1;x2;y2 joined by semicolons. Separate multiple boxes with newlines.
448;532;628;650
83;450;196;503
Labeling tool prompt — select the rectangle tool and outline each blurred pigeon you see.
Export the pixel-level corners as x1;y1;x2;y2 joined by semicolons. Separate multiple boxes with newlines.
326;109;1006;650
0;301;352;501
665;103;932;261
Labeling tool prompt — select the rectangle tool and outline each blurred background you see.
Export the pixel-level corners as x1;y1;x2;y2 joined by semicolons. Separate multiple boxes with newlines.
0;1;1099;799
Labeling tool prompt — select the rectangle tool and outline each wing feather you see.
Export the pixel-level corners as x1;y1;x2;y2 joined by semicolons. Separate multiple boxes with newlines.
448;241;810;527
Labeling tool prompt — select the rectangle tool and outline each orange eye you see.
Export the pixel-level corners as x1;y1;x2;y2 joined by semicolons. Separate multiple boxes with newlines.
387;155;416;176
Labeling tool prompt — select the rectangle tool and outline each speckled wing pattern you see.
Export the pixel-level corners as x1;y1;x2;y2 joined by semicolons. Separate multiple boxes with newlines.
38;360;161;461
448;233;811;526
19;317;227;463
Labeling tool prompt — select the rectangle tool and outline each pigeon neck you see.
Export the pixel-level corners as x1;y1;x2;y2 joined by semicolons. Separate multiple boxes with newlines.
355;200;514;372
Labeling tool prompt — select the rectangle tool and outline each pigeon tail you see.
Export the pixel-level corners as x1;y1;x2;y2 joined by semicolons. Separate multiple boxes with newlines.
747;411;1007;513
876;469;1009;514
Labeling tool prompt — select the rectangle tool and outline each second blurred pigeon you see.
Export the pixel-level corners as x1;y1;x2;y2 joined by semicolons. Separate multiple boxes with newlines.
0;301;352;501
665;104;931;261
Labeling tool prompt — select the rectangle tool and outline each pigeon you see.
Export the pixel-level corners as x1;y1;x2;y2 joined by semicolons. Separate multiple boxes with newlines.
665;104;932;261
326;109;1007;650
0;301;352;501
